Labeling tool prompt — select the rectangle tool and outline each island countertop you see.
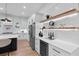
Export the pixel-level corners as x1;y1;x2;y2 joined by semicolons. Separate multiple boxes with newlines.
0;34;19;40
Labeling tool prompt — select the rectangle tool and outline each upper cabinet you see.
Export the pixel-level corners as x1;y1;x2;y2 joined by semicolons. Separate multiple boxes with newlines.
28;14;36;25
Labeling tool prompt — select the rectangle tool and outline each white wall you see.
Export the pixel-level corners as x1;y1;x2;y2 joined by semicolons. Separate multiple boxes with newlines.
42;14;79;45
55;14;79;26
0;13;28;40
39;3;79;45
43;29;79;45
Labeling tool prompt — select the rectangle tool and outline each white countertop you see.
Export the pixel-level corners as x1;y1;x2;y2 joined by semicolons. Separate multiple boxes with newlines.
36;36;79;53
0;34;19;40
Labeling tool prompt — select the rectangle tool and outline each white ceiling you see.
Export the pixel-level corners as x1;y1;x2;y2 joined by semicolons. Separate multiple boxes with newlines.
0;3;77;18
0;3;53;18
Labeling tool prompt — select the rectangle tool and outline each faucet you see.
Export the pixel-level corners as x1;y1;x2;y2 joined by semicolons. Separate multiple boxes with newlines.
48;32;55;40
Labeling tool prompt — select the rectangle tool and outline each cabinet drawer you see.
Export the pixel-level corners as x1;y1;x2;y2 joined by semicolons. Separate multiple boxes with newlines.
49;46;61;56
49;51;61;56
49;44;70;56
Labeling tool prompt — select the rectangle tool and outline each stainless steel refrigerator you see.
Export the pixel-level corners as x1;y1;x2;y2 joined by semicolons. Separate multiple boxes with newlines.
28;22;35;50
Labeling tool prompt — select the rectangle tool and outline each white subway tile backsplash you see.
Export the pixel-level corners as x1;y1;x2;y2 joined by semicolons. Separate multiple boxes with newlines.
42;28;79;45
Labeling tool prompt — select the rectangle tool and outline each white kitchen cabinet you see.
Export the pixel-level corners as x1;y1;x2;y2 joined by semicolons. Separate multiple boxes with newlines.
35;23;43;35
49;44;70;56
36;36;79;56
35;37;40;54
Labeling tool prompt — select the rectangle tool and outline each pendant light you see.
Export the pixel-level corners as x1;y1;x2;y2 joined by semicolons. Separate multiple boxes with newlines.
1;3;11;22
5;3;7;18
5;3;11;22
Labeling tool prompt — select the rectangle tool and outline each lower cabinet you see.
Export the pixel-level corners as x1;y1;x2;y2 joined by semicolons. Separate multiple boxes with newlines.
49;44;70;56
35;38;40;54
35;38;71;56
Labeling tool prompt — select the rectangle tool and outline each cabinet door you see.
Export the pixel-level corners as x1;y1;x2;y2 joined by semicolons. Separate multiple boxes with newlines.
49;45;62;56
49;44;57;56
49;44;70;56
35;38;40;54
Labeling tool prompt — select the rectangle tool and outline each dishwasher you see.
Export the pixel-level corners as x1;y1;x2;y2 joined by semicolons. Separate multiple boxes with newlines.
40;40;48;56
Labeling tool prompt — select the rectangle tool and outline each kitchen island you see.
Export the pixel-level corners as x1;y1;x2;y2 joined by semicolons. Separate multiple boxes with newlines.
0;34;18;40
0;34;18;53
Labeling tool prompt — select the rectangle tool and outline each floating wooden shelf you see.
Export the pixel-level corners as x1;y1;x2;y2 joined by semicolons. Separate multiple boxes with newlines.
45;27;79;29
40;8;79;23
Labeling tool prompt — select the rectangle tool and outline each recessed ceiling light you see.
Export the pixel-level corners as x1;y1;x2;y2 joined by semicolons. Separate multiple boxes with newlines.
23;6;26;9
0;7;3;10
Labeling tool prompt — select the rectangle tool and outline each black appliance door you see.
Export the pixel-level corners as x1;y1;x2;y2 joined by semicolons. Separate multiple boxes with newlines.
40;40;48;56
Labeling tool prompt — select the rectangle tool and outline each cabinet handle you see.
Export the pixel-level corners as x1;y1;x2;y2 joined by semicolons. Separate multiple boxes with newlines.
53;48;61;54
